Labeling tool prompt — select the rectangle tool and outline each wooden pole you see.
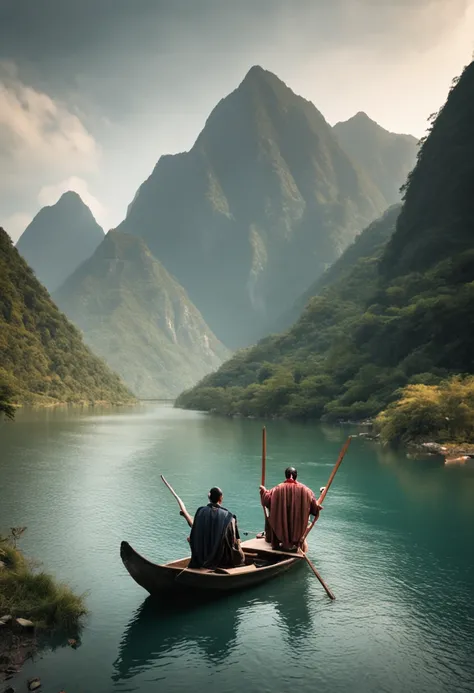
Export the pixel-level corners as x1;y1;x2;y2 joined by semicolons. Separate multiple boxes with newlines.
261;426;267;485
261;426;269;533
317;436;352;506
302;436;353;543
304;555;336;600
161;475;193;528
299;436;352;600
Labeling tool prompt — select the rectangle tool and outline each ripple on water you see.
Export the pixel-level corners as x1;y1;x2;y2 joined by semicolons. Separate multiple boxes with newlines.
1;405;473;693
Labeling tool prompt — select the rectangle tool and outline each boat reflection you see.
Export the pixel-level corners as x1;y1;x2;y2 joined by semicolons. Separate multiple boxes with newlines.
112;562;311;683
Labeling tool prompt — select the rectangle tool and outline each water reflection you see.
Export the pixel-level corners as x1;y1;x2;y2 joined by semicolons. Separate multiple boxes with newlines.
112;593;239;680
112;564;311;684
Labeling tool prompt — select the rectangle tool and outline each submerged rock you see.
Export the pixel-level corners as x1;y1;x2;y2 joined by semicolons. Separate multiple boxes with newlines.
27;677;41;691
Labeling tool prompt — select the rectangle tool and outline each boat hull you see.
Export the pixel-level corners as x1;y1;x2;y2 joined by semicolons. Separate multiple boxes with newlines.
120;538;302;595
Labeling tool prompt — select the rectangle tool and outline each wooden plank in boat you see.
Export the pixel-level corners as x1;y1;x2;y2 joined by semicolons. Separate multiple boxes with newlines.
214;564;259;575
241;537;305;559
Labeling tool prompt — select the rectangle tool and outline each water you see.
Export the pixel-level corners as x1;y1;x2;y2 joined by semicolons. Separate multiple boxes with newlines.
1;403;473;693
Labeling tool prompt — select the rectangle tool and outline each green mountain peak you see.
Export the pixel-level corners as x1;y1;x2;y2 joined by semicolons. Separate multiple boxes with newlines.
53;231;230;399
117;66;387;348
16;192;104;294
176;60;474;422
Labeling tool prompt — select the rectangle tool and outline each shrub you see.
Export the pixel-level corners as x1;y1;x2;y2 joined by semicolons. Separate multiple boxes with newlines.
375;376;474;445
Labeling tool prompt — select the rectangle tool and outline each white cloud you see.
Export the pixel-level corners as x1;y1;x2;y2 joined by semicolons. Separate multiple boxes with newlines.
0;62;103;239
0;62;99;180
37;177;108;229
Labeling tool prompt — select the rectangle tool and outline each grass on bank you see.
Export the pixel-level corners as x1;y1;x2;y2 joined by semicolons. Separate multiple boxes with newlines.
0;532;87;630
375;375;474;446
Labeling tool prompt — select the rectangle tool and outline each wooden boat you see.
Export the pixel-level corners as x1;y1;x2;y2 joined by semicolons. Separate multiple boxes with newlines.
120;536;304;595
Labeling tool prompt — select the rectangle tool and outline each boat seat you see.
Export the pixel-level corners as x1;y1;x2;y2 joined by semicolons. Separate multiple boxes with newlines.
213;563;258;575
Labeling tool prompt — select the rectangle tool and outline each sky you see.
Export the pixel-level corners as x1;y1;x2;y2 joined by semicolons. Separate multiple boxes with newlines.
1;0;473;242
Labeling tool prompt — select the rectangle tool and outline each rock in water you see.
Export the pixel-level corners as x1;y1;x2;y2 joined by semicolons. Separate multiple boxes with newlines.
0;614;13;623
15;618;35;629
27;678;41;691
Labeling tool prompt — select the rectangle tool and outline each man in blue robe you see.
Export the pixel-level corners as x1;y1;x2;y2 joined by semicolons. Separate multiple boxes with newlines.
185;487;245;570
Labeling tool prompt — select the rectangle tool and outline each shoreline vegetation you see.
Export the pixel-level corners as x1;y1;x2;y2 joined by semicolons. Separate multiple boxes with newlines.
175;61;474;455
174;376;474;458
0;530;87;682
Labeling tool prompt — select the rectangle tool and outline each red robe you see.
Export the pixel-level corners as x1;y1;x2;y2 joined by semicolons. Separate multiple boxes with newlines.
260;479;319;549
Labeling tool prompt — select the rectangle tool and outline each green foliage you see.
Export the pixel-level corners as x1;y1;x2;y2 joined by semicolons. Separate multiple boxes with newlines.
53;231;229;398
376;377;474;445
0;380;16;420
0;533;87;630
176;205;402;419
0;228;134;406
176;62;474;429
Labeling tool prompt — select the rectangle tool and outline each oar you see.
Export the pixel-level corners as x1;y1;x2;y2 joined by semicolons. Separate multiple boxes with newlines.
300;436;353;600
302;435;353;543
161;474;193;528
261;426;267;486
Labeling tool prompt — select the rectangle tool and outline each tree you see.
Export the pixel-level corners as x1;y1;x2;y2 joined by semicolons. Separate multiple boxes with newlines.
0;382;16;420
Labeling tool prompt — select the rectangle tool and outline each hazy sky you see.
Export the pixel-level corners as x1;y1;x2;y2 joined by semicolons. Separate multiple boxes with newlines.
1;0;473;241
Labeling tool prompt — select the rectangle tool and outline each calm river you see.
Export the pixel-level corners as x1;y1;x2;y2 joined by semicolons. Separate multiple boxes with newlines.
1;403;473;693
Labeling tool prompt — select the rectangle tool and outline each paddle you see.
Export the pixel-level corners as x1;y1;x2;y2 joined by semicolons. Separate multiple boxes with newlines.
261;426;267;486
161;474;193;528
302;435;353;543
299;436;353;600
261;427;270;533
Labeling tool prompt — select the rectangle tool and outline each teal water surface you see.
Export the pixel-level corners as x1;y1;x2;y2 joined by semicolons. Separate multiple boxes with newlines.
1;403;473;693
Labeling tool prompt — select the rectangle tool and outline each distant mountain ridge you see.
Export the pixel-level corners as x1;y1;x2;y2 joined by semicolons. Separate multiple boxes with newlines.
0;227;133;405
117;65;390;348
333;112;418;206
53;231;230;398
175;60;474;422
275;203;402;332
16;191;104;294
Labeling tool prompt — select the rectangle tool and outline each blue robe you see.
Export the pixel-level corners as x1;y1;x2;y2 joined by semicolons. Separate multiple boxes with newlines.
189;503;241;569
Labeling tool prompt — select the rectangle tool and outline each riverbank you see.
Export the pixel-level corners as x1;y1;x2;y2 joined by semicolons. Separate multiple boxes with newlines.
0;533;87;682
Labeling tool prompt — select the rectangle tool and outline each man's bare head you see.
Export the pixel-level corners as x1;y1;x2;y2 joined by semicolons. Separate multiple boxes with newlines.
209;487;223;504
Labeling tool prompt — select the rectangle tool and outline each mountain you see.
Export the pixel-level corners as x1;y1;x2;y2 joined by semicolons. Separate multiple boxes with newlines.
0;227;134;405
175;204;401;417
116;65;388;348
53;231;230;399
333;112;418;206
175;60;474;421
16;192;104;294
274;203;402;332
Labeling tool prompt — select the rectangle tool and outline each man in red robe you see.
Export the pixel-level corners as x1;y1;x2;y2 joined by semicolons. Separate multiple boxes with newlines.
259;467;322;552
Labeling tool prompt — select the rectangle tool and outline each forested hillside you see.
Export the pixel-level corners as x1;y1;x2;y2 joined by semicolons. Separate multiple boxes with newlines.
176;61;474;421
0;228;134;406
54;231;229;398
